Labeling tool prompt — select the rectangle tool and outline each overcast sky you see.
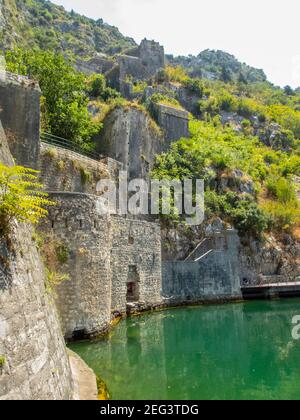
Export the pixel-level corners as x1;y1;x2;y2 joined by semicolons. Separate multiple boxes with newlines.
53;0;300;88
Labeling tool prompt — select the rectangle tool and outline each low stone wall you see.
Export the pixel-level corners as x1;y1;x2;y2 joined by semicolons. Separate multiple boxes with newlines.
162;251;242;303
39;143;109;194
162;229;242;302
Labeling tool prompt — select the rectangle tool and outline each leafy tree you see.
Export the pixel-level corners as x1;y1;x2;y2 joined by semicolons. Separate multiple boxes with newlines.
284;85;295;96
238;72;248;84
0;164;53;235
220;66;232;83
5;49;100;144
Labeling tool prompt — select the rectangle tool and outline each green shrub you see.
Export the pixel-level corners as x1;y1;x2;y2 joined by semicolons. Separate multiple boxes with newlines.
0;356;5;368
219;92;238;112
183;78;205;97
80;167;92;184
262;201;299;231
164;65;189;83
55;243;69;265
45;269;70;295
228;198;270;235
86;74;121;101
266;177;297;203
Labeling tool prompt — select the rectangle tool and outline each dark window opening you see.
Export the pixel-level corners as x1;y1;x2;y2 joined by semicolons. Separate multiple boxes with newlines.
127;265;140;303
127;282;139;303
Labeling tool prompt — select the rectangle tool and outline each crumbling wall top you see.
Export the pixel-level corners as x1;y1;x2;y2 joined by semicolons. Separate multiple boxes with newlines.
0;71;41;91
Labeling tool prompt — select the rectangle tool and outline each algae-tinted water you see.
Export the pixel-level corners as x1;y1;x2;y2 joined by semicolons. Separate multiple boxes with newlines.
70;300;300;400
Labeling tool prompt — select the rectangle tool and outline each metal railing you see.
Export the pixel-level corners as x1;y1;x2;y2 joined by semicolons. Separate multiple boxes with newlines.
40;132;101;161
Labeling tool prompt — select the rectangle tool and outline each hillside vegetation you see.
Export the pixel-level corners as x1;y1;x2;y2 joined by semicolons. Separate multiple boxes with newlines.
167;49;267;84
1;1;300;238
0;0;136;56
152;66;300;236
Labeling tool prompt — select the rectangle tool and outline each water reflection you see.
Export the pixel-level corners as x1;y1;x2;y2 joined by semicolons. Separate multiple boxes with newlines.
70;300;300;400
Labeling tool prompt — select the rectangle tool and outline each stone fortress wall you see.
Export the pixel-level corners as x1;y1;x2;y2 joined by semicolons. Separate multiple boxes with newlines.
96;105;164;179
110;216;162;314
0;39;247;346
0;73;41;169
0;115;74;400
41;193;113;340
155;104;190;145
40;193;163;339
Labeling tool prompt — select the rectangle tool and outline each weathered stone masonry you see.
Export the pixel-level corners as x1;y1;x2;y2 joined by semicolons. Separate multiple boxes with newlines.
0;74;41;169
0;121;74;400
39;143;109;194
41;193;163;339
110;216;162;314
41;193;112;339
162;229;242;303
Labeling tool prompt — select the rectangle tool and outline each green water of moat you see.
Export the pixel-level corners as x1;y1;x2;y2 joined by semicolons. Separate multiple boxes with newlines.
70;299;300;400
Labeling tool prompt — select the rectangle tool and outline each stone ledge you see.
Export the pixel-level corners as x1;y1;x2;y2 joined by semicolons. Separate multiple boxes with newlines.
68;350;98;401
158;104;189;120
0;72;41;91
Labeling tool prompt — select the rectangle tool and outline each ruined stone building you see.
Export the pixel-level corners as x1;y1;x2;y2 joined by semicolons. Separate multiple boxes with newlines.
106;39;165;96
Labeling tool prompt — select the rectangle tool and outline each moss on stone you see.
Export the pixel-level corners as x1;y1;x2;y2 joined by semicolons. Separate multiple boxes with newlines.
96;375;111;400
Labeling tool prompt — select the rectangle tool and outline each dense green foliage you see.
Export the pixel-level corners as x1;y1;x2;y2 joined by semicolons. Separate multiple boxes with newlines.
0;0;135;56
167;49;267;84
197;80;300;143
5;48;101;145
86;74;121;101
153;120;300;235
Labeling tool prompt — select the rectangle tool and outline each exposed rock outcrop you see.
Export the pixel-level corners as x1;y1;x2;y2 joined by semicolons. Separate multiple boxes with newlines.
96;105;164;179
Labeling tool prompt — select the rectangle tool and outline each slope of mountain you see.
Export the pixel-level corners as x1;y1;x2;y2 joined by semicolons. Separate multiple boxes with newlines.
0;0;136;56
167;49;267;84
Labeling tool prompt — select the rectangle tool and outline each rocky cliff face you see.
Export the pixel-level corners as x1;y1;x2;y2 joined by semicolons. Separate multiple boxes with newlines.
0;122;74;400
96;105;164;179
